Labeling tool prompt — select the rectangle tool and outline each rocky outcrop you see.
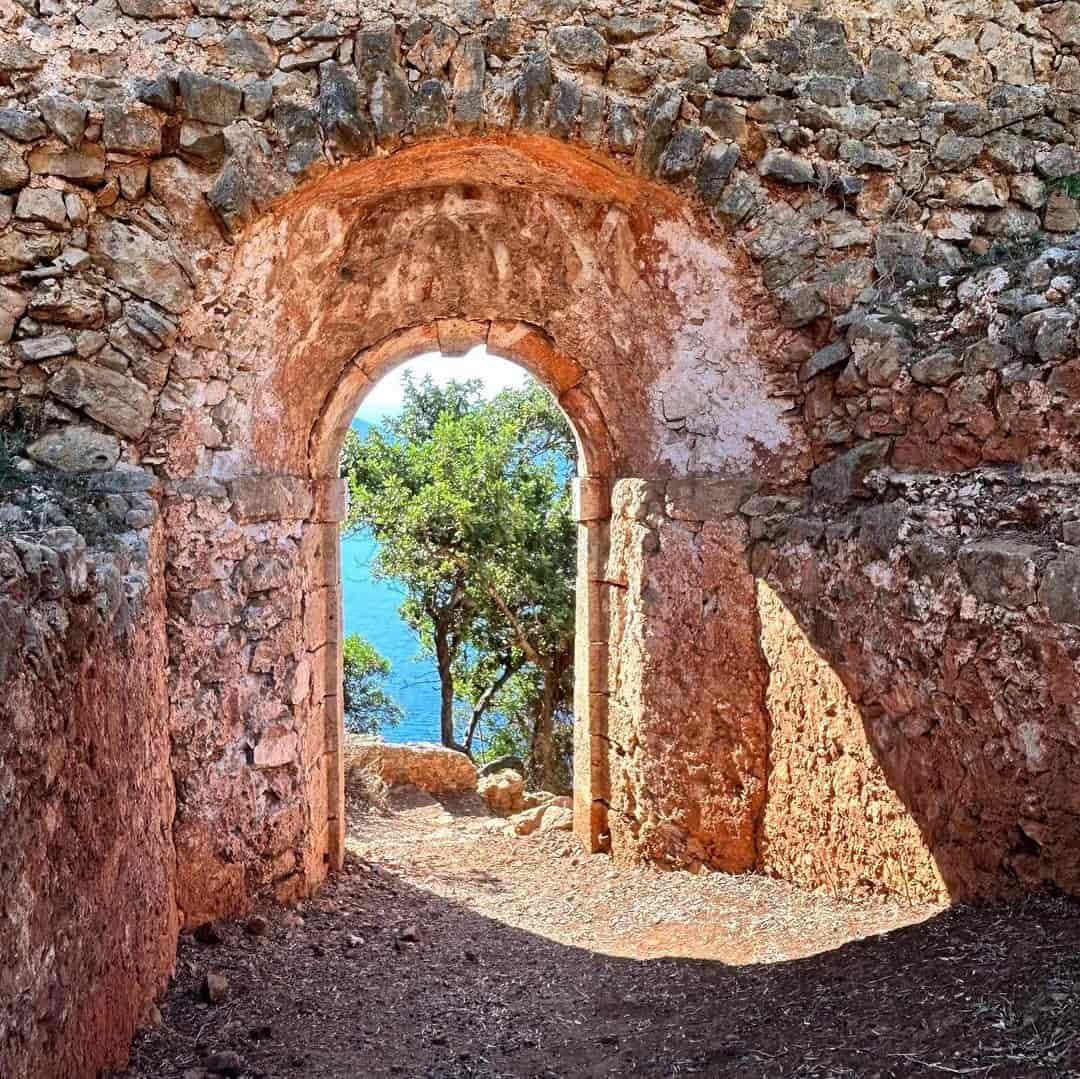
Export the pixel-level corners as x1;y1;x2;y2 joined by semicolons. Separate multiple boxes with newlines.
345;739;478;795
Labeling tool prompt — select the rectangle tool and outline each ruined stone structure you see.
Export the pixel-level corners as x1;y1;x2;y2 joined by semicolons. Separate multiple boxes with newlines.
2;0;1080;1073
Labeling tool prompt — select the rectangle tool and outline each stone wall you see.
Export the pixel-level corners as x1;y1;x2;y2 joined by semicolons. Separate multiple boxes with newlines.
0;469;176;1079
756;580;946;903
758;471;1080;900
606;477;769;875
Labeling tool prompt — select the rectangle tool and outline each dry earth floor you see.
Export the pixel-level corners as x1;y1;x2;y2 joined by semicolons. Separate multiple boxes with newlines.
120;788;1080;1078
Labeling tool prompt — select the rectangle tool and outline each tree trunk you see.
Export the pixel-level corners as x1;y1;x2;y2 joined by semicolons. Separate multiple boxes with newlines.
529;667;557;790
433;622;456;749
463;658;519;755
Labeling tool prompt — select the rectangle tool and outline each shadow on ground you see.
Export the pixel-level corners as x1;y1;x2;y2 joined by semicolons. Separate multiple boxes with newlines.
120;850;1080;1079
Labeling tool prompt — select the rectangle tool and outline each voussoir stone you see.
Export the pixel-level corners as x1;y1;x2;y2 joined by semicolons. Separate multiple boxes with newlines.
228;475;314;522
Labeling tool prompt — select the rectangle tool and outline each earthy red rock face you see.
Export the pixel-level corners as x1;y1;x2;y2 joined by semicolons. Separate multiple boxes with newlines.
757;476;1080;900
756;581;947;903
0;518;176;1079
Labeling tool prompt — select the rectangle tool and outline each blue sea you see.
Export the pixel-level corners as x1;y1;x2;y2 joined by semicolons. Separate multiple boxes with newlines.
340;418;444;743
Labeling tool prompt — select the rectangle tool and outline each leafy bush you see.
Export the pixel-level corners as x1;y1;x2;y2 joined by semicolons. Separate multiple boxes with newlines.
342;633;404;736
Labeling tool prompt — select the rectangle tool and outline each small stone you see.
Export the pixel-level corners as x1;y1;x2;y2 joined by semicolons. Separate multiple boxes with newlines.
204;1051;243;1077
203;971;230;1004
26;426;119;472
759;148;815;184
178;71;243;126
409;79;449;136
102;104;162;155
911;349;962;386
28;145;106;187
0;285;26;343
0;231;61;272
1044;191;1080;233
135;75;178;113
0;141;28;191
963;179;1004;208
659;127;705;181
48;360;155;439
549;25;608;69
0;108;46;142
37;94;88;148
0;41;45;74
636;86;681;177
194;921;223;945
244;915;268;936
712;68;767;99
13;333;75;362
90;218;194;314
959;538;1040;608
696;142;740;205
932;134;983;171
15;187;67;228
223;27;277;75
178;122;226;165
1040;553;1080;625
1035;145;1080;181
811;440;890;503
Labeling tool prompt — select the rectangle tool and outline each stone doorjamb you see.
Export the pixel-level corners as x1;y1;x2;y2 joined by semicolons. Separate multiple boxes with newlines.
306;321;616;869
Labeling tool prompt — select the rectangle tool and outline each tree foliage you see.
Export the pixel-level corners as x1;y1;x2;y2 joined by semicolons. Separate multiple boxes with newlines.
341;373;577;788
341;632;404;735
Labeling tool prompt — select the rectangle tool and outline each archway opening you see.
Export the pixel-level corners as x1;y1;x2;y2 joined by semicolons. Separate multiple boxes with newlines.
305;321;615;880
337;344;579;793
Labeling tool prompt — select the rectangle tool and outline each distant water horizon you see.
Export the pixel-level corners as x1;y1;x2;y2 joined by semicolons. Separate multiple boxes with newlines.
341;420;445;744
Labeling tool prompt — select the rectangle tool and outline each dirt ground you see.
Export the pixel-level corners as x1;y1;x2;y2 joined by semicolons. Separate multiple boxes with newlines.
120;788;1080;1078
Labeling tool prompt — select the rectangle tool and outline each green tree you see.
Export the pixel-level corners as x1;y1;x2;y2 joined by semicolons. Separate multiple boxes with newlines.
341;633;404;735
341;374;577;786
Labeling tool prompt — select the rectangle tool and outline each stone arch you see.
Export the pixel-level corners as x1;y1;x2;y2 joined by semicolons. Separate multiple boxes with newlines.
6;2;1080;1071
164;133;811;921
306;317;619;872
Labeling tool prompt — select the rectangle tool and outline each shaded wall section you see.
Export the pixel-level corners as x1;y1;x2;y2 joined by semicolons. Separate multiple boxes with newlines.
757;473;1080;900
756;580;946;903
0;506;176;1079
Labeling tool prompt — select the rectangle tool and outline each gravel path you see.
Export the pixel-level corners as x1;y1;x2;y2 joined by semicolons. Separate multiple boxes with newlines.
120;788;1080;1078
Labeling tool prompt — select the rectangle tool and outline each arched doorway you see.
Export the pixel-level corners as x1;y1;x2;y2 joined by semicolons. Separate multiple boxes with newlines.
165;134;804;925
308;320;616;874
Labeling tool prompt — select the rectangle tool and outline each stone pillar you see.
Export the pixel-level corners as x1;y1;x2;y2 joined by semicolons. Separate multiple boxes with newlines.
303;478;347;877
572;476;612;853
604;477;770;873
